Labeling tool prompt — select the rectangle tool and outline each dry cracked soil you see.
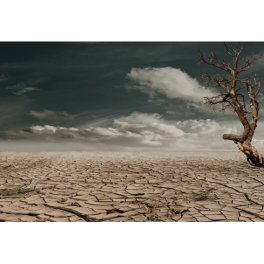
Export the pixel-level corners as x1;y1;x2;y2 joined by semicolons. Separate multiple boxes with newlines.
0;151;264;222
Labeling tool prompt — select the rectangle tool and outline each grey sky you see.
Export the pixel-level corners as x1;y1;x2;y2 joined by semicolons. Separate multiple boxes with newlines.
0;42;264;151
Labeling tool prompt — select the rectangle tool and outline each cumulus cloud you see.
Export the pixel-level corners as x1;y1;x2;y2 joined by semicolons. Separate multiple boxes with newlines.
5;113;185;147
176;119;237;135
6;81;41;95
127;67;216;103
0;111;246;151
29;109;78;120
113;112;185;139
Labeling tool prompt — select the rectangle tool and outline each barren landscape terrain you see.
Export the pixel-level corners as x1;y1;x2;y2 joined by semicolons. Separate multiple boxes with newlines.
0;151;263;222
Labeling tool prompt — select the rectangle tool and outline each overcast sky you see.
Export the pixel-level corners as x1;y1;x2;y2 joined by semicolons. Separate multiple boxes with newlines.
1;42;264;151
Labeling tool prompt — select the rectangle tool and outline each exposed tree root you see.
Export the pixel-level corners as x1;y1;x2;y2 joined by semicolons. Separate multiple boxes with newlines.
246;155;264;167
236;142;264;167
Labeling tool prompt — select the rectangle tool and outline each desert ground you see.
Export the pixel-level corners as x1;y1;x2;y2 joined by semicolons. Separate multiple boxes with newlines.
0;151;263;222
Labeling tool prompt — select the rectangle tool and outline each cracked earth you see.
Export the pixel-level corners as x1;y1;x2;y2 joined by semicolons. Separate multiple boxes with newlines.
0;151;264;222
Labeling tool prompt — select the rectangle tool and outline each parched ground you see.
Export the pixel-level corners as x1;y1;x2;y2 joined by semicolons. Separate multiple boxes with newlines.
0;151;263;222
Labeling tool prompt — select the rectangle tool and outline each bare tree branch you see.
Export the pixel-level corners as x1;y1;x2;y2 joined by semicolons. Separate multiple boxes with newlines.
197;43;264;166
238;51;263;73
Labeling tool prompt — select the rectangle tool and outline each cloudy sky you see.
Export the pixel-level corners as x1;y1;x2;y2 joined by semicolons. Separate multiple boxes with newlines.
1;42;264;151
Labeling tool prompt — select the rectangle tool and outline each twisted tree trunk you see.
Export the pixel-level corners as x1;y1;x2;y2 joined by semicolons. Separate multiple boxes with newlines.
222;88;264;166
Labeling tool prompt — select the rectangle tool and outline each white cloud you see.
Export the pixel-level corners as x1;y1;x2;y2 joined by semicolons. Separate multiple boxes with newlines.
126;67;240;116
30;109;78;120
113;112;185;141
0;111;250;151
6;81;41;95
177;119;238;136
127;67;216;103
15;112;185;147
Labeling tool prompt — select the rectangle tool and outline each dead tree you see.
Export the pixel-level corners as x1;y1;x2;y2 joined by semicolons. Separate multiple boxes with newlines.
197;43;264;167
